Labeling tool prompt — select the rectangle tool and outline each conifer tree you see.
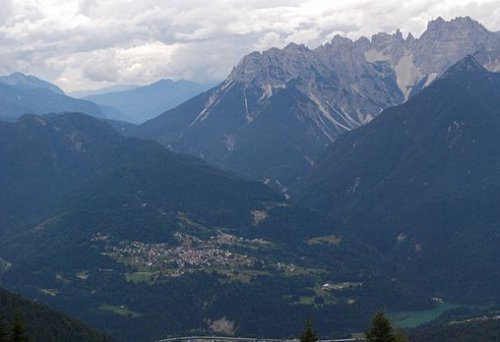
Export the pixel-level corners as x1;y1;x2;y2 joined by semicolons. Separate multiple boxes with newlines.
0;316;9;342
299;319;319;342
366;311;408;342
10;315;28;342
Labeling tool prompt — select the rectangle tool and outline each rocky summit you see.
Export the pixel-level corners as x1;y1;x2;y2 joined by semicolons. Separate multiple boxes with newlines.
135;17;500;190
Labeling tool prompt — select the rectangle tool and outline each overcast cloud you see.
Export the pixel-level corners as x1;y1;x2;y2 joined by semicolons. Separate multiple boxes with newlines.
0;0;499;91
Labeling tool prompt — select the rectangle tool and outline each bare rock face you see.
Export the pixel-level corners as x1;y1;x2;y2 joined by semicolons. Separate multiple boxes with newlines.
137;17;500;188
363;17;500;98
228;38;403;134
413;17;500;73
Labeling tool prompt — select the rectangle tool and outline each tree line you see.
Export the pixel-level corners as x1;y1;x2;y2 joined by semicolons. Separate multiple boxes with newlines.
299;311;408;342
0;315;29;342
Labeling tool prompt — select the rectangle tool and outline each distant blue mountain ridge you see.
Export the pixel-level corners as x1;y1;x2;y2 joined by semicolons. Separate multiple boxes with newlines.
83;79;217;123
0;72;214;124
0;72;105;120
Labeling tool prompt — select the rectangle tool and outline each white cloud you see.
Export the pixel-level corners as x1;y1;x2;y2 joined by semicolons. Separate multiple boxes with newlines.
0;0;499;91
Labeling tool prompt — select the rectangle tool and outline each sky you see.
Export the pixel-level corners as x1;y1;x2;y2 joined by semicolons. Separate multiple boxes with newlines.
0;0;499;92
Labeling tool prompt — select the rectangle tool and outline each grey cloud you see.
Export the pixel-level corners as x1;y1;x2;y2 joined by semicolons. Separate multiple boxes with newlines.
0;0;12;25
0;0;499;92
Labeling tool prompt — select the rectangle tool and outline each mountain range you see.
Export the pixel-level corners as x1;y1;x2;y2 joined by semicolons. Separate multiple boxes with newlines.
134;16;500;191
0;73;213;125
70;85;140;98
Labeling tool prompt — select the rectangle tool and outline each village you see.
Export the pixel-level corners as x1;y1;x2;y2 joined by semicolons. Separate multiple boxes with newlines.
98;231;288;279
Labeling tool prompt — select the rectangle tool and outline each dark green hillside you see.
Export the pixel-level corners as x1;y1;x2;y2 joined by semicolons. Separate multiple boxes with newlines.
293;56;500;303
154;82;331;185
410;319;500;341
409;306;500;342
0;112;279;233
0;286;114;341
0;113;120;229
0;112;416;341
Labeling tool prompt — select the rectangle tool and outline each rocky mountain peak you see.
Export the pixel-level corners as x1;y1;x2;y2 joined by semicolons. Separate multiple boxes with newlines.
283;42;308;51
421;16;489;43
359;16;500;98
370;29;408;46
330;34;354;47
371;32;394;46
414;16;499;75
426;16;446;31
394;28;404;41
426;16;487;34
229;16;495;91
354;36;372;50
227;44;314;87
136;17;500;189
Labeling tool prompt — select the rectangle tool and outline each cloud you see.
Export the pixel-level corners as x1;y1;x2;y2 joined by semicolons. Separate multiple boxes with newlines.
0;0;499;91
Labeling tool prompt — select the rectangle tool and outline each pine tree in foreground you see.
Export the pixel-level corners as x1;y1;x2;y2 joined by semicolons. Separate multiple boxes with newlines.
10;315;29;342
366;311;408;342
299;319;319;342
0;316;9;342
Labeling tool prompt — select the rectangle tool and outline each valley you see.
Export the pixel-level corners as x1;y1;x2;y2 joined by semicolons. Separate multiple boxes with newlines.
1;8;500;342
101;231;280;281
